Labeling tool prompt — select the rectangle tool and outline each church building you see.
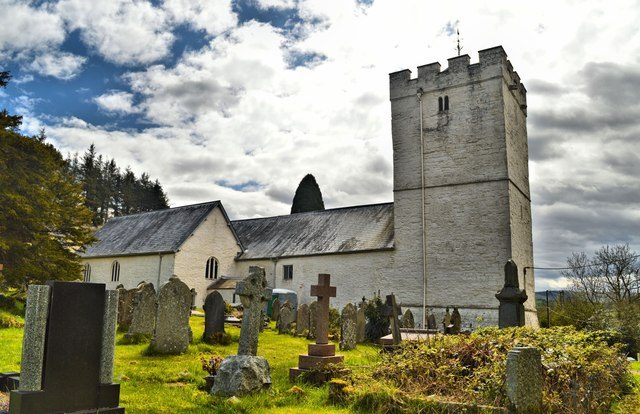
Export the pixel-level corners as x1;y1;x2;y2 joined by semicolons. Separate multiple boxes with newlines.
81;46;538;327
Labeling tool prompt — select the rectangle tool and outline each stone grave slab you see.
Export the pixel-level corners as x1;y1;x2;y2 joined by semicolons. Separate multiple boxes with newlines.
339;303;357;350
295;304;309;336
151;277;192;354
203;291;226;343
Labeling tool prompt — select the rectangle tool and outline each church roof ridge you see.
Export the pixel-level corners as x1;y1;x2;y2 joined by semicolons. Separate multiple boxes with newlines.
231;201;394;223
106;200;221;221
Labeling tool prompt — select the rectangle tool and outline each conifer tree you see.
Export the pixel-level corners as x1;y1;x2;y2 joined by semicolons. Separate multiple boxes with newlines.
290;174;325;214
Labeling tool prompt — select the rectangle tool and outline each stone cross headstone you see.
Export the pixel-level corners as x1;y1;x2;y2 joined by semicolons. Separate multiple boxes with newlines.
151;276;192;354
383;294;402;345
451;307;462;334
495;260;528;328
116;286;135;330
277;301;295;334
295;303;310;336
401;309;415;329
203;291;226;343
356;304;366;343
290;274;345;382
506;347;543;413
271;297;281;322
236;266;272;356
442;307;452;333
9;282;123;413
307;300;318;339
211;267;272;396
339;303;357;350
127;282;157;338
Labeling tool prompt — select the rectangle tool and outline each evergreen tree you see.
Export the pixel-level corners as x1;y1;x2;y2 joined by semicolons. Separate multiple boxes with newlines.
0;72;23;131
291;174;325;214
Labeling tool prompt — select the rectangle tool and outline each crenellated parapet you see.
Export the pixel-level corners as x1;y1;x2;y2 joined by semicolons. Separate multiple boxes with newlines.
389;46;527;115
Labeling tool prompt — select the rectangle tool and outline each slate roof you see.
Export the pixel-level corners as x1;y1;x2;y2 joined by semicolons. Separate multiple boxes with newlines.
81;201;228;258
231;202;394;260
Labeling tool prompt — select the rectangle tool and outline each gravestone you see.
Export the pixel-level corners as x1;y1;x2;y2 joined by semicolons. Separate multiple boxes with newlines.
211;267;272;396
383;294;402;345
495;260;528;328
442;307;452;333
151;277;192;354
271;297;281;322
9;282;123;413
307;301;318;339
506;347;543;413
116;286;135;330
277;302;295;334
356;305;366;343
295;304;310;336
451;307;462;334
127;282;157;338
339;303;357;350
203;291;226;343
427;313;437;330
290;274;345;382
401;309;415;329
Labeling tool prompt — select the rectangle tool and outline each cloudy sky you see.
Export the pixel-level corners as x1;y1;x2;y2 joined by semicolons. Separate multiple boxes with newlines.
1;0;639;290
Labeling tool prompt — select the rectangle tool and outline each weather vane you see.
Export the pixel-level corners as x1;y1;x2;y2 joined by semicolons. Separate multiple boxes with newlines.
456;28;463;56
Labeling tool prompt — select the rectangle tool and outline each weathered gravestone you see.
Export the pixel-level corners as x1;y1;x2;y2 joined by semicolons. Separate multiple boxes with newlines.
495;260;528;328
203;291;225;343
401;309;415;329
116;286;135;330
290;274;345;383
506;347;543;413
211;267;272;396
356;304;366;343
451;307;462;334
271;297;281;322
127;282;157;338
295;303;310;336
307;300;318;339
277;301;295;334
8;282;123;413
427;313;437;330
442;307;452;333
339;303;357;351
382;294;402;345
151;277;192;354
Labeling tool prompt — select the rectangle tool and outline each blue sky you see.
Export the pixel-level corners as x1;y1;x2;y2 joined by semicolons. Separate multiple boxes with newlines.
1;0;640;290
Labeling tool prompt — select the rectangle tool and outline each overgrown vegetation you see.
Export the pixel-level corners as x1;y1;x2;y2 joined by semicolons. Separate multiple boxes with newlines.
364;295;389;342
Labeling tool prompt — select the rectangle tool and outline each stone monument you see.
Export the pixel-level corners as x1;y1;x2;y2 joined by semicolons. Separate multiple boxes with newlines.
151;276;192;354
116;286;135;330
427;313;437;330
307;300;318;339
203;291;226;343
290;274;345;382
211;267;272;396
339;303;357;350
277;301;294;334
506;347;543;413
382;294;402;345
442;307;452;333
451;307;462;334
295;303;310;336
127;282;157;338
401;309;415;329
271;297;281;322
356;304;366;343
8;282;123;413
495;260;528;328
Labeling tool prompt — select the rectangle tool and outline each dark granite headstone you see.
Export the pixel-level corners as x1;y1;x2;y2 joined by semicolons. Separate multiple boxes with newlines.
203;291;226;343
9;282;123;413
495;260;528;328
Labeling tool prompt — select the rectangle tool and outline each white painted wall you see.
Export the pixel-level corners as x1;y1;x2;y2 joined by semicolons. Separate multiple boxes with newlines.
82;253;175;291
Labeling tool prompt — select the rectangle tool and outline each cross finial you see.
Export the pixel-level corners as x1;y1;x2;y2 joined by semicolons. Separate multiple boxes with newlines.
456;28;463;56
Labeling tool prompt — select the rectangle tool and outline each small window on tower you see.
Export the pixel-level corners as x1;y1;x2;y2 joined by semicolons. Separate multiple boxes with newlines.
283;265;293;280
444;95;449;111
438;96;443;112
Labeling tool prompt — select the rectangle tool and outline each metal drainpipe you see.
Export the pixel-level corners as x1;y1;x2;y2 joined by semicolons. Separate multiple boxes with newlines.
417;87;428;328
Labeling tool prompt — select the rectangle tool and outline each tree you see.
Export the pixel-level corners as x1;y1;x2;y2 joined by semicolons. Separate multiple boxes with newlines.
0;94;95;288
0;72;22;131
290;174;325;214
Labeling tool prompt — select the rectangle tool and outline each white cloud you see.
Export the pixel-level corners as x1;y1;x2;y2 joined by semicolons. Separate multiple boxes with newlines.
254;0;297;10
163;0;237;36
94;91;139;114
0;0;66;53
28;52;86;80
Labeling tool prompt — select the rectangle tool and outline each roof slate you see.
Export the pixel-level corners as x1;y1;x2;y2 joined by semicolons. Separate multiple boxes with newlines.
81;201;220;258
231;203;394;260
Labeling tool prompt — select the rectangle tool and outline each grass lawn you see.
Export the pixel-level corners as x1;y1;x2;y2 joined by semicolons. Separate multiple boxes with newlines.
0;316;380;413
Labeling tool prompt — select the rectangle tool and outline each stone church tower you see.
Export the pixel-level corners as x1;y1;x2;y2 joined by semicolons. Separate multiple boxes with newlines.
389;46;538;326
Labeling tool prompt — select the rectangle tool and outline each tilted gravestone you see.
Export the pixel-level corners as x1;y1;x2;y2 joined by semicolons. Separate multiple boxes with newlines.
295;303;310;336
127;282;157;338
203;291;226;343
290;274;345;382
307;301;318;339
8;282;123;413
401;309;415;329
151;277;192;354
116;286;135;330
277;301;295;334
506;347;543;413
339;303;357;351
356;304;366;343
495;260;528;328
383;294;402;345
271;297;281;322
211;267;272;396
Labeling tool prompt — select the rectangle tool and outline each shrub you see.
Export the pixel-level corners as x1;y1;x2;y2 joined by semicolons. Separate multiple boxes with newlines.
368;326;629;413
0;310;23;328
329;307;340;339
365;295;388;342
200;353;223;376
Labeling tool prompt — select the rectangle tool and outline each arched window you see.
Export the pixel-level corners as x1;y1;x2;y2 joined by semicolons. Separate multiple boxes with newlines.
83;263;91;282
438;96;443;112
205;257;219;280
444;95;449;111
111;261;120;282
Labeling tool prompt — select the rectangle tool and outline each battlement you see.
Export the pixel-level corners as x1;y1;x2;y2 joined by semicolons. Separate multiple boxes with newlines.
389;46;527;112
